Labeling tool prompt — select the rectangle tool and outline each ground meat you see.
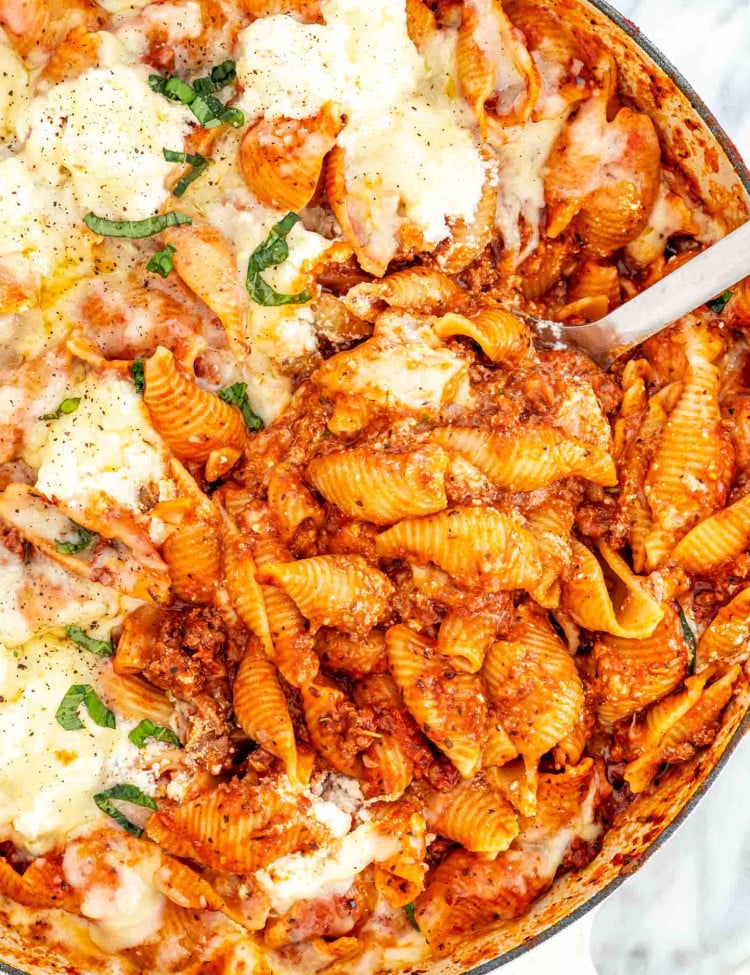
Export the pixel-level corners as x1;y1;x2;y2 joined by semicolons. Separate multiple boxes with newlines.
142;606;229;700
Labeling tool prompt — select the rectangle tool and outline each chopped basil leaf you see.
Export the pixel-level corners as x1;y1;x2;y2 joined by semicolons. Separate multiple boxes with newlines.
403;903;420;931
246;212;311;307
83;211;192;239
56;684;116;731
131;358;145;394
55;522;98;555
94;784;157;837
147;243;177;278
129;719;181;748
65;625;114;657
163;149;210;197
42;397;80;421
149;64;243;129
217;382;264;432
706;290;733;314
192;59;236;96
678;605;697;674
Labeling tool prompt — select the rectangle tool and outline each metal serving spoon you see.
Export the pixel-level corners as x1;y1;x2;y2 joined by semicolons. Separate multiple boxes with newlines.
518;219;750;368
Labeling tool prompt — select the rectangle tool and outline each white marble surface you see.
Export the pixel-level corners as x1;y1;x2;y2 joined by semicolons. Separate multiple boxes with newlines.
587;4;750;975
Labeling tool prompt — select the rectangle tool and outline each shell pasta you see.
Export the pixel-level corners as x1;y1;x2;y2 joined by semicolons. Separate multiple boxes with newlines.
0;1;747;974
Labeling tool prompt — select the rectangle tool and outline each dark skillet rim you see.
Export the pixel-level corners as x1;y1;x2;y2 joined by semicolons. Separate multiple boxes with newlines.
466;0;750;969
2;3;750;975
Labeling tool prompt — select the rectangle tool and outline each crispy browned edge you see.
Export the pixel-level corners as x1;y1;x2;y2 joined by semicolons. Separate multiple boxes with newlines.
1;1;749;973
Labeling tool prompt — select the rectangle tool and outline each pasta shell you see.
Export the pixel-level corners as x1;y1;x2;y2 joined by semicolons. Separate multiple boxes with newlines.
405;0;436;47
221;515;274;658
696;587;750;670
361;734;414;800
324;145;398;277
98;669;175;726
482;716;519;769
0;483;169;602
239;105;342;212
483;759;537;817
561;540;665;639
371;801;427;907
307;444;449;525
625;667;740;793
617;380;682;572
386;624;487;777
267;465;325;541
162;460;221;604
259;555;393;634
315;311;470;431
145;779;313;872
234;640;299;785
482;603;583;760
432;425;616;490
545;100;660;251
643;325;731;565
342;267;463;322
375;506;549;604
153;855;264;931
432;307;532;362
436;607;500;673
0;856;76;911
592;608;688;729
163;221;248;356
314;627;387;677
300;675;372;777
143;346;247;464
425;775;519;854
39;25;100;85
261;578;319;687
433;150;499;273
456;0;540;136
673;491;750;573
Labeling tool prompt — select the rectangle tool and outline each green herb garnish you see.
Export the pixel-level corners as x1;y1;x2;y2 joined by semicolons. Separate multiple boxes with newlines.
131;358;145;394
678;605;697;674
65;625;114;657
42;397;80;421
94;784;157;837
56;684;116;731
403;903;420;931
149;61;243;130
217;382;264;432
83;212;192;239
246;212;311;307
192;60;237;96
163;148;210;197
706;290;733;315
128;719;181;749
146;243;177;278
55;523;98;555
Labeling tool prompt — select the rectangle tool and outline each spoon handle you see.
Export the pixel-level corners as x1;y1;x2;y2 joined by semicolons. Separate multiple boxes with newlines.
565;219;750;366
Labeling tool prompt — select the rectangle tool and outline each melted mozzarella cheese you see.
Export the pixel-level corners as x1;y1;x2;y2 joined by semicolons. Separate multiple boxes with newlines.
34;372;173;517
255;823;399;914
23;64;193;220
0;635;155;854
0;36;29;143
495;116;567;259
0;548;127;647
63;838;165;952
236;0;484;245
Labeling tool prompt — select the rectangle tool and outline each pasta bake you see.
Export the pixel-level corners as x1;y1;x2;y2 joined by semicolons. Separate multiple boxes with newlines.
0;0;748;972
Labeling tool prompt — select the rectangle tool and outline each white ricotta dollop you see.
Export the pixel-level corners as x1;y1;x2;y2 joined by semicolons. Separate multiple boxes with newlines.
35;372;173;517
235;0;484;245
0;635;155;854
23;64;193;220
